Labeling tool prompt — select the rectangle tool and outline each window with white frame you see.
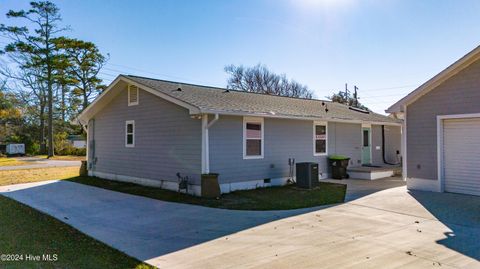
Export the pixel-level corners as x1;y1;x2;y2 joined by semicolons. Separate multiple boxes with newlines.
128;85;139;106
125;120;135;147
243;117;264;159
314;122;327;155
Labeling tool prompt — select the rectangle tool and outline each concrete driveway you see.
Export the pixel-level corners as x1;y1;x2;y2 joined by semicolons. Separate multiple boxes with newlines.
1;179;479;268
0;180;318;261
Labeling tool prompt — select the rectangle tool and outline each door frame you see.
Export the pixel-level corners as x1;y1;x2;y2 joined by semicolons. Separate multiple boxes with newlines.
361;124;372;165
437;113;480;193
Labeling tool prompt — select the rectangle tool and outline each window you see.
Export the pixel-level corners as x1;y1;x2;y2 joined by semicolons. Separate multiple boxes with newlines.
314;122;327;156
128;85;139;106
363;130;369;146
243;117;264;159
125;120;135;147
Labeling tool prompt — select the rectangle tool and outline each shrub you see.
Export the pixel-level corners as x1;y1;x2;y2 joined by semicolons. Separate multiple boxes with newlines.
54;132;86;156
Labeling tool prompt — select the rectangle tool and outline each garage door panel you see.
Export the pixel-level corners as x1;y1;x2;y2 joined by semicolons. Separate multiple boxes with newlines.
443;118;480;196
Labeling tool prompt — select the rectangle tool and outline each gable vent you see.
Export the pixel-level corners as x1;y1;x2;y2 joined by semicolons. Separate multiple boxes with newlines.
128;85;139;106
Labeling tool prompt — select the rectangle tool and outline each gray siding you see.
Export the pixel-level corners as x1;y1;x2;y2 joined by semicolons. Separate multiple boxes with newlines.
329;122;362;166
371;125;402;165
407;59;480;180
209;116;363;184
91;84;202;183
385;125;402;163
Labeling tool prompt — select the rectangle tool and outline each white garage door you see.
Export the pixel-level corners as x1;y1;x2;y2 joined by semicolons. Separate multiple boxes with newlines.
443;118;480;196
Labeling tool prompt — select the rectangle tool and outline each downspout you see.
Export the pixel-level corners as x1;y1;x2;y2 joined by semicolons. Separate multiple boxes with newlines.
202;114;219;174
401;105;407;181
381;125;398;165
89;119;96;171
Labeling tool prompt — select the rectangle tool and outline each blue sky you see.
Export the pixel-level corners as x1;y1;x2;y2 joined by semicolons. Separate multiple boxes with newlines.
2;0;480;113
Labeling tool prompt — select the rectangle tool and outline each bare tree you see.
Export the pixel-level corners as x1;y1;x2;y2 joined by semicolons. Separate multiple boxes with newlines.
0;63;48;153
224;64;313;99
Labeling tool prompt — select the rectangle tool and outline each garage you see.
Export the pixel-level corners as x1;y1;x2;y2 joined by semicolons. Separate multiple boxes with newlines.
442;117;480;196
387;45;480;195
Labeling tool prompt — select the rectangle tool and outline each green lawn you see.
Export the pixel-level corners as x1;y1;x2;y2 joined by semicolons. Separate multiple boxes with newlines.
68;176;346;210
0;195;155;269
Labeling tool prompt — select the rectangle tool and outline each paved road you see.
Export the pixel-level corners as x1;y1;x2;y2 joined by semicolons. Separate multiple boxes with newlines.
0;157;81;171
1;179;479;268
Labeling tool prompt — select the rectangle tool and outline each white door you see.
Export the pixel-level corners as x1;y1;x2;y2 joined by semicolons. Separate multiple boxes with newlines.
442;118;480;196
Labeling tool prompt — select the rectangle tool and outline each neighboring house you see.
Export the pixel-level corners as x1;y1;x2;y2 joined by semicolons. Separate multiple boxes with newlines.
68;135;87;148
387;45;480;197
78;75;401;195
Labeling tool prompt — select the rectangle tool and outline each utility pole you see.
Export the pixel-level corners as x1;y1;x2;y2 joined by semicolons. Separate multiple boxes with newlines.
353;86;359;107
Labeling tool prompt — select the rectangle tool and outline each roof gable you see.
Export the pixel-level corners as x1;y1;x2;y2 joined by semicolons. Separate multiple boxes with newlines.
387;45;480;113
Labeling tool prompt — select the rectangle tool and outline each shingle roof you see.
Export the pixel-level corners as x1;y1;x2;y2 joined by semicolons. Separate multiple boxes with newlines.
125;75;401;124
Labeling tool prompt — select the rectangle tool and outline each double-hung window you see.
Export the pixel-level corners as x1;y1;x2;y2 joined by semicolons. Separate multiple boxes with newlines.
125;120;135;147
243;117;264;159
314;122;327;156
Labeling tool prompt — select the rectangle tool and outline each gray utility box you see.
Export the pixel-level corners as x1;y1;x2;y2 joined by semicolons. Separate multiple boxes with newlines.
295;162;319;189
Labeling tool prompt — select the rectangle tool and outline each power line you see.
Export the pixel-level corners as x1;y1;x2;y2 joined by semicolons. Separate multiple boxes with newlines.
361;84;419;92
102;63;418;99
360;93;409;99
103;63;223;87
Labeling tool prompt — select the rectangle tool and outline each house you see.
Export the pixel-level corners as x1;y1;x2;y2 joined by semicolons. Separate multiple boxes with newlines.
78;75;401;195
387;45;480;197
67;135;86;148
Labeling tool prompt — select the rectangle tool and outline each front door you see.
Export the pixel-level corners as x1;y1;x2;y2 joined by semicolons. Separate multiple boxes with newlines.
362;127;371;165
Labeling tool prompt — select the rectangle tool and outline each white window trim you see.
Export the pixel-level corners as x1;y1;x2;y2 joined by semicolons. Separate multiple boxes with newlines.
128;85;139;106
125;120;135;147
243;116;264;159
313;121;328;156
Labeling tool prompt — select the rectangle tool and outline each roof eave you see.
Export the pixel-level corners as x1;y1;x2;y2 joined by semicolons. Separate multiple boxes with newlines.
200;109;402;126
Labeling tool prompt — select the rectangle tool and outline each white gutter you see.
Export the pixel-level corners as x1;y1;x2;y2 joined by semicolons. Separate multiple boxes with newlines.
199;109;402;126
202;114;219;174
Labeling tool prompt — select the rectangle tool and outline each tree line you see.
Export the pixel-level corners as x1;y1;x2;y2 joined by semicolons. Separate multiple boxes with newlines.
0;1;107;156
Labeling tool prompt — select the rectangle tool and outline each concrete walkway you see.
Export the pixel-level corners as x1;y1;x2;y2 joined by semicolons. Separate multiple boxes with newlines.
0;157;81;171
1;179;479;268
321;177;407;201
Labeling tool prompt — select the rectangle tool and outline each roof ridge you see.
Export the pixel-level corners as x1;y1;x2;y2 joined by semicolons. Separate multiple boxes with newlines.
125;74;336;103
125;74;394;120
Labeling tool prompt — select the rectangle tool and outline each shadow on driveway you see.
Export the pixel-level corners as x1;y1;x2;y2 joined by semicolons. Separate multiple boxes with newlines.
409;190;480;261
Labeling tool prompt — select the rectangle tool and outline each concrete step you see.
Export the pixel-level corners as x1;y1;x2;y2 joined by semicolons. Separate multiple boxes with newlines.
347;166;402;180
